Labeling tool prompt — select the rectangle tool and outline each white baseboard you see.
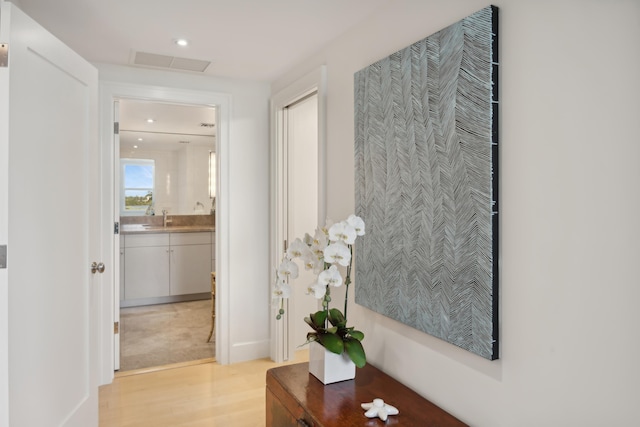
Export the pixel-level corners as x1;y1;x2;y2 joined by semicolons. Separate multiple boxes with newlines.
230;339;270;363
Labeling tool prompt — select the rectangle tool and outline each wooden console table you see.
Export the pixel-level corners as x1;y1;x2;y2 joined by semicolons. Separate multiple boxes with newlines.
266;362;468;426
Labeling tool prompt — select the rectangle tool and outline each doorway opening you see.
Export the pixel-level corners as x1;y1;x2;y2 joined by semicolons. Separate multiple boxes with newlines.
99;82;231;384
115;99;217;372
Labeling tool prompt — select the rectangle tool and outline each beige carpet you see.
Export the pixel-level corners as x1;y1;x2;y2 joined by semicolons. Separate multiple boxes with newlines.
119;299;214;371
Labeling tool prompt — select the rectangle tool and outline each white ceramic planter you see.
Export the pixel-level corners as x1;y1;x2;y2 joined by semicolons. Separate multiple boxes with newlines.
308;341;356;384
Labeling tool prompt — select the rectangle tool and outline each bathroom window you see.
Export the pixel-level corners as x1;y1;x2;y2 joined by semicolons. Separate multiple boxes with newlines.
121;159;155;215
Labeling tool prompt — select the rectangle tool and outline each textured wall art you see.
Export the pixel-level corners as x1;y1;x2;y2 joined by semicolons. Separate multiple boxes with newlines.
354;6;499;360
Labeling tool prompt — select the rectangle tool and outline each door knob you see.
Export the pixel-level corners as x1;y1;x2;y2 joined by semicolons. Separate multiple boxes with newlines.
91;262;105;274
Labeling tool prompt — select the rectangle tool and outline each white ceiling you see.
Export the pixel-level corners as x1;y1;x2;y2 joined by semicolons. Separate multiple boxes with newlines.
13;0;390;153
15;0;391;81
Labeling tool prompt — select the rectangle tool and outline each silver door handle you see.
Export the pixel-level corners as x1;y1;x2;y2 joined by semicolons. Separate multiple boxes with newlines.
91;262;105;274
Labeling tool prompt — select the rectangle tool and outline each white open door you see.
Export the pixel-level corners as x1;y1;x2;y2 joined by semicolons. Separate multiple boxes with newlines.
284;93;321;353
270;67;326;362
0;3;99;426
113;100;121;371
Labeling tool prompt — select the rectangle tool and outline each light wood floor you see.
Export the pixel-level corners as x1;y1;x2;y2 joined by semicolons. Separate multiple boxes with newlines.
99;351;309;427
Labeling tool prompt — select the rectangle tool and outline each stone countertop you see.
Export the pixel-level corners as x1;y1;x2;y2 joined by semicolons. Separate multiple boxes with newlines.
121;224;215;235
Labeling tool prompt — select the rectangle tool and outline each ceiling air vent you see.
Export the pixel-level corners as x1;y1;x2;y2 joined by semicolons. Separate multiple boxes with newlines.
131;51;211;73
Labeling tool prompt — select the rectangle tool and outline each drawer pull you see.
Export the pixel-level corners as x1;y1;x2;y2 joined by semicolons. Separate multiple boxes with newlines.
297;419;311;427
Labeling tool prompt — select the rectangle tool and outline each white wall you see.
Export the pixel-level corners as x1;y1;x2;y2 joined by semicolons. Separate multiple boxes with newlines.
99;64;272;363
178;145;211;214
272;0;640;425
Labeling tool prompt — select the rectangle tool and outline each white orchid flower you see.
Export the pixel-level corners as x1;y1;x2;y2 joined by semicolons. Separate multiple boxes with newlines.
311;258;325;274
287;238;312;260
323;242;351;267
346;214;365;236
272;282;292;299
321;219;334;236
306;282;327;299
302;249;324;273
318;265;343;288
301;250;322;271
273;215;367;326
328;221;357;245
277;259;299;281
303;232;314;246
311;228;328;249
308;229;327;261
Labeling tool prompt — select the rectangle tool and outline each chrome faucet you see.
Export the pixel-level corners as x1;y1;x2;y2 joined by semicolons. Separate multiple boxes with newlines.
162;209;172;227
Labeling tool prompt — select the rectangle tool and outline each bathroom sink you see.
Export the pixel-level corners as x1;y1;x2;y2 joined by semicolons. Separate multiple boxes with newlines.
142;224;165;229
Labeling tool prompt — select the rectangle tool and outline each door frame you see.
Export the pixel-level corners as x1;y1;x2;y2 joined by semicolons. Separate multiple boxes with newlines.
269;66;327;362
98;83;231;384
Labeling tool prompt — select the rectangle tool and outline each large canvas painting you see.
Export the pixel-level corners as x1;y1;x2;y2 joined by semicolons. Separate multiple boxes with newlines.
354;6;499;360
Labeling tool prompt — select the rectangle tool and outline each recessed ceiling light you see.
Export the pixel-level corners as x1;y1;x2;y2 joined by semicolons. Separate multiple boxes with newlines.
146;118;155;123
133;145;138;149
174;39;189;47
137;138;143;141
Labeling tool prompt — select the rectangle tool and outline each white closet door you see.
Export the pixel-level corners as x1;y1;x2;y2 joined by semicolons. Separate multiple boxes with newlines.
0;3;99;426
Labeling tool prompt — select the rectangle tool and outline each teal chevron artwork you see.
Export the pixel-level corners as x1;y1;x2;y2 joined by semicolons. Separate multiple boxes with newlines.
354;6;499;360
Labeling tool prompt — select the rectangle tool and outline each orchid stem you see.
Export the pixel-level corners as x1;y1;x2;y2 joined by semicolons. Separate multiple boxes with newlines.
323;260;331;328
344;244;353;322
343;280;350;321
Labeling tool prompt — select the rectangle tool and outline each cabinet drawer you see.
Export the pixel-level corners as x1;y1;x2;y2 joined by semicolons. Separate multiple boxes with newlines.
170;232;211;246
124;233;170;248
266;388;314;427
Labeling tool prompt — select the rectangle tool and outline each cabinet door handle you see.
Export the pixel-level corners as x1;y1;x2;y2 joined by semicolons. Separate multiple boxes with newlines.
297;419;311;427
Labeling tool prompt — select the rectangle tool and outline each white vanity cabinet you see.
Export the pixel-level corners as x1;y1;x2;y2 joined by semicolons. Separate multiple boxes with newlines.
121;231;213;306
123;233;171;300
169;232;212;295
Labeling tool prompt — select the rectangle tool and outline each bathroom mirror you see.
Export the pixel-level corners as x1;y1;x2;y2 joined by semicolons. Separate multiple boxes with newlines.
119;99;216;216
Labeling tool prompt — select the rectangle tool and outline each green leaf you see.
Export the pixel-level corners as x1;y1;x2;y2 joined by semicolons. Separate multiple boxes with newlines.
344;338;367;368
310;310;327;328
328;308;346;327
349;330;364;341
318;333;344;354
